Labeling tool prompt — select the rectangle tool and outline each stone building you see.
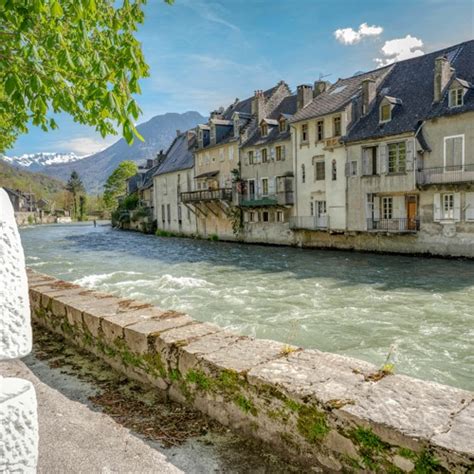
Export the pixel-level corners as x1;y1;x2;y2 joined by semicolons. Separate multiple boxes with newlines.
181;82;292;239
153;130;197;235
239;93;297;244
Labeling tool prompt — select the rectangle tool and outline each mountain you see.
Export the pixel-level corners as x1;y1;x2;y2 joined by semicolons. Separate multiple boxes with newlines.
1;152;87;172
36;111;205;193
0;160;65;201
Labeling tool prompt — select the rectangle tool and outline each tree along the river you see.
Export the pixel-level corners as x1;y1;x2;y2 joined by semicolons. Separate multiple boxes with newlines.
66;170;85;219
0;0;174;153
103;160;138;210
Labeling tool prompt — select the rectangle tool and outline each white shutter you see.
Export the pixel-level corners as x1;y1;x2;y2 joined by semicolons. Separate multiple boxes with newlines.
281;145;286;160
270;147;276;161
269;177;276;195
465;193;474;221
380;145;388;174
454;193;461;221
362;149;369;175
243;211;249;223
256;150;261;163
365;194;373;219
433;193;441;222
374;197;380;219
406;139;414;171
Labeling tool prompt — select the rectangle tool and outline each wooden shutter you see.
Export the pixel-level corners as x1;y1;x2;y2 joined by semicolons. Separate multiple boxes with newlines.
380;145;388;174
281;145;286;160
406;139;415;171
269;177;276;195
454;193;461;221
433;193;441;221
373;196;380;219
465;193;474;221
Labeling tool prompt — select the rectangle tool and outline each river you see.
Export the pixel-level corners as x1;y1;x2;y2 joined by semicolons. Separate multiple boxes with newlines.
20;223;474;391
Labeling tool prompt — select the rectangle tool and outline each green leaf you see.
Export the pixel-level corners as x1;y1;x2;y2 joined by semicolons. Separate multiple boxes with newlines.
51;0;64;17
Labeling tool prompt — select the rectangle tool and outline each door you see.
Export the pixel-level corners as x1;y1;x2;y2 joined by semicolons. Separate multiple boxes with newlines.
248;180;255;200
406;196;417;230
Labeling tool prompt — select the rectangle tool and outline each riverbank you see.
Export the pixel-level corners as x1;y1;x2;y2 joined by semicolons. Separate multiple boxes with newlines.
27;269;474;472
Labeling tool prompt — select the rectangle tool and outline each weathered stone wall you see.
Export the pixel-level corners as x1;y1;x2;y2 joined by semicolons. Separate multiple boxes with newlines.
28;270;474;472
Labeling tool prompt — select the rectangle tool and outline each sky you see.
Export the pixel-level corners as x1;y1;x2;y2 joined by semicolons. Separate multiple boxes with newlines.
8;0;474;157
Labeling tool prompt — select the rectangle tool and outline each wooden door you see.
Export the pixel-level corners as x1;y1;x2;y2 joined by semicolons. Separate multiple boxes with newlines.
407;197;417;230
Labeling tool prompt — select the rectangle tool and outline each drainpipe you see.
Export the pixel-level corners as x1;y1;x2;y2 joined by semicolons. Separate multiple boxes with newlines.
290;124;298;218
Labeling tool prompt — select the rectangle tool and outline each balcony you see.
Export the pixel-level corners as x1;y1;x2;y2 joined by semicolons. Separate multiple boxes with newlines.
417;164;474;186
180;188;232;203
289;216;328;230
367;218;419;233
239;192;294;207
323;137;341;151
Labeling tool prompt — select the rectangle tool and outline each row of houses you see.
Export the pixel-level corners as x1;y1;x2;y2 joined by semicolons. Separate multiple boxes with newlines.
124;40;474;257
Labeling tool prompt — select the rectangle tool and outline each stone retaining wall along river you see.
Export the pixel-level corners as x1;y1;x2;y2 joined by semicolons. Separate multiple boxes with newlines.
28;269;473;472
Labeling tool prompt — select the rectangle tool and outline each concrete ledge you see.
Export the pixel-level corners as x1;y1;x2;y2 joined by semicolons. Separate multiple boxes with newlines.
28;269;474;472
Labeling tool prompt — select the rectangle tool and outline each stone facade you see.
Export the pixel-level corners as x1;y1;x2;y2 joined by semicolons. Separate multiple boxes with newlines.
28;270;474;472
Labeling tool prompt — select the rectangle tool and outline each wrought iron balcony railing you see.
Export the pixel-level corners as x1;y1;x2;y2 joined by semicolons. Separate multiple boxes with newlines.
180;188;233;203
239;192;294;207
289;216;329;230
416;164;474;186
367;218;420;233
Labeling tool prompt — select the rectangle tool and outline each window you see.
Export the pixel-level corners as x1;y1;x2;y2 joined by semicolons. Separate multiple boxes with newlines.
275;146;283;161
317;200;327;217
333;116;341;137
382;197;393;219
350;161;357;176
163;177;168;195
331;160;337;181
249;211;257;223
316;120;324;141
442;193;454;219
276;211;284;222
362;146;378;175
310;201;314;216
262;178;269;196
301;164;306;183
449;88;464;107
315;160;325;181
161;204;165;223
279;119;287;133
167;204;171;223
261;148;268;163
444;135;464;170
301;124;308;143
261;123;268;136
380;103;391;122
248;150;254;165
388;142;406;173
262;211;269;222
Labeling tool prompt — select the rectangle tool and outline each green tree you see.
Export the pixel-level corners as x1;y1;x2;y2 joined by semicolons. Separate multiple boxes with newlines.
79;194;87;221
103;160;138;210
66;170;85;218
0;0;173;153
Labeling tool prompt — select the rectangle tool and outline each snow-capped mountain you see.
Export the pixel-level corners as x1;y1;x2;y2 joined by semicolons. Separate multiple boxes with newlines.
0;152;88;172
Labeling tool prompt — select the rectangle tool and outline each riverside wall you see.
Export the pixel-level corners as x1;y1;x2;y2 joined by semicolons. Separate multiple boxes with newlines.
28;269;474;472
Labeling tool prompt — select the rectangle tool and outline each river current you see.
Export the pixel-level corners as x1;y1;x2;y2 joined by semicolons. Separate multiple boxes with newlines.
20;223;474;390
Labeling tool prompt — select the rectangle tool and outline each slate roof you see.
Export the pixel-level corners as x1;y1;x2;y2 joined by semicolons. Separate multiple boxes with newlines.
345;40;474;143
153;132;194;177
290;68;392;123
242;94;297;147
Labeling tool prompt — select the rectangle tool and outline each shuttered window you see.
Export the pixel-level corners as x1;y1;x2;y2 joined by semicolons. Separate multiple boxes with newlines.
444;135;463;170
388;142;406;173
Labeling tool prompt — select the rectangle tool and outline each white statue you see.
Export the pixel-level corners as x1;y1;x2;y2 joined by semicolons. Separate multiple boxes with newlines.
0;188;39;472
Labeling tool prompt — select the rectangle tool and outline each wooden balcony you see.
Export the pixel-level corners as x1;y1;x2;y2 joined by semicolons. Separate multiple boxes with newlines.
180;188;233;203
417;164;474;186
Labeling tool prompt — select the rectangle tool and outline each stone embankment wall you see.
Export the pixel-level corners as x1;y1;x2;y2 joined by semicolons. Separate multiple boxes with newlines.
28;269;473;472
15;212;57;227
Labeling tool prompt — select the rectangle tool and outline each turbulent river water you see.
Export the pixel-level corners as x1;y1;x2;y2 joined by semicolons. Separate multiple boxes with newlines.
20;223;474;391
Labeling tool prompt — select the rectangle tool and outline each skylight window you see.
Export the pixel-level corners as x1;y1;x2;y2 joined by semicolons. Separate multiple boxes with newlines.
330;85;347;95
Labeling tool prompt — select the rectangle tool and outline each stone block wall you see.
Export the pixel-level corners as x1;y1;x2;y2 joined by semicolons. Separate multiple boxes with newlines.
28;269;474;472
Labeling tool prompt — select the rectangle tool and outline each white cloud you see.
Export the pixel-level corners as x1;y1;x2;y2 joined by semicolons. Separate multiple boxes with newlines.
375;35;424;66
334;22;383;45
54;137;116;155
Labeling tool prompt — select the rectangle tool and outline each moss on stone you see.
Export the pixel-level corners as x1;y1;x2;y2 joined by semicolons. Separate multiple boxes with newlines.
414;450;443;473
216;369;242;393
234;394;257;416
186;369;212;391
142;352;167;378
284;398;301;412
296;405;329;442
169;368;182;382
398;447;416;460
267;408;290;423
34;307;47;319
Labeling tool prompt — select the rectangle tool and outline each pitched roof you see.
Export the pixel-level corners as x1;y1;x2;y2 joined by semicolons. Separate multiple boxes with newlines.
153;132;194;177
290;67;391;123
242;95;297;147
346;40;474;143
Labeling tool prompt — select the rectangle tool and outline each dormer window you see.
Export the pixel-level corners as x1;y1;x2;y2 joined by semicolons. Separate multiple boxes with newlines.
449;88;464;107
279;119;287;133
380;103;391;122
261;123;268;137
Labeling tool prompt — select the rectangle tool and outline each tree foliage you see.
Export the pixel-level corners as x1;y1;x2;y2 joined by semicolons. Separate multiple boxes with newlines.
0;0;173;153
103;160;138;209
66;170;85;218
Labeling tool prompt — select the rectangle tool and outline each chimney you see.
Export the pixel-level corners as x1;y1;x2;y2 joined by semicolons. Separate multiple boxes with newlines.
186;129;196;147
155;150;166;167
434;56;453;102
252;90;266;123
233;112;240;138
313;81;328;98
176;129;181;137
146;159;154;169
361;78;376;115
297;84;313;111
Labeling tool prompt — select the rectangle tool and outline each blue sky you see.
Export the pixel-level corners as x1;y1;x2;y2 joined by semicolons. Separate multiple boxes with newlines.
9;0;474;156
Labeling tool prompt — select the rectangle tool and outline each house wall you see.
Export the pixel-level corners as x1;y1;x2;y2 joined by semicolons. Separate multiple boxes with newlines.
292;111;349;230
154;169;196;235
